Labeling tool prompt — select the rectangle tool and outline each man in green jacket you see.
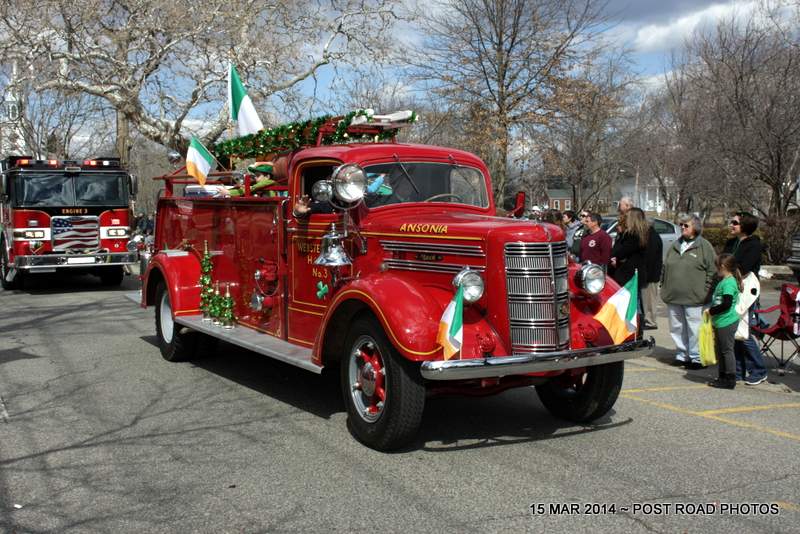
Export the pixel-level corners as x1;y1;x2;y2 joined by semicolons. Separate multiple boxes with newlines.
660;214;717;368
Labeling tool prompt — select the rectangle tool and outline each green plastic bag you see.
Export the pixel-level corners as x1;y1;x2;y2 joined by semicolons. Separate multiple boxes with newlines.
699;312;717;367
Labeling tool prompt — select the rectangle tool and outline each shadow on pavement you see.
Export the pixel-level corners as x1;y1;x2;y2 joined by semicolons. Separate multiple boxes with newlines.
190;339;344;420
12;270;138;295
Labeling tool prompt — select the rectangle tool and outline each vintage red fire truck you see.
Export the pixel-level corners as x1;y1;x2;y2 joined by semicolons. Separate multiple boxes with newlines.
139;115;652;450
0;156;138;289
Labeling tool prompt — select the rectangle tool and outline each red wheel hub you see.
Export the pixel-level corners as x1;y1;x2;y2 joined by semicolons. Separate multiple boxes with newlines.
358;345;386;414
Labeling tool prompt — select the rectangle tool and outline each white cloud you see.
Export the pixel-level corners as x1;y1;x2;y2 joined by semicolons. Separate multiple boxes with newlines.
641;71;672;91
632;1;758;52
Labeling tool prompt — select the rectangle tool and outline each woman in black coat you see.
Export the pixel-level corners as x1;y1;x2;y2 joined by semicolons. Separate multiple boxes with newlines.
609;207;649;290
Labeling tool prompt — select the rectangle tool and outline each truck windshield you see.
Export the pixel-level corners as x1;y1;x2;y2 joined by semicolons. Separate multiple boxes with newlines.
14;172;129;207
362;162;489;209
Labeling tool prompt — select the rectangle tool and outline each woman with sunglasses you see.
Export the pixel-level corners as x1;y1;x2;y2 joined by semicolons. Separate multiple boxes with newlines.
723;213;768;385
660;214;717;369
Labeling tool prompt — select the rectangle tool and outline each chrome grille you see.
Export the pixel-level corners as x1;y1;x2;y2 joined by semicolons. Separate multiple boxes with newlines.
505;241;570;355
51;216;100;252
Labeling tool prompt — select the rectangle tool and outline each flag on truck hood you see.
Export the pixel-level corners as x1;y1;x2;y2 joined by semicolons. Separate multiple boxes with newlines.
228;64;263;137
186;137;215;186
437;285;464;360
594;270;638;344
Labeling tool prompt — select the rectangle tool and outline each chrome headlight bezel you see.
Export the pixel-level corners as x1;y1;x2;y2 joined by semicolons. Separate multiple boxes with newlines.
453;268;484;303
126;234;144;253
332;164;367;203
578;262;606;295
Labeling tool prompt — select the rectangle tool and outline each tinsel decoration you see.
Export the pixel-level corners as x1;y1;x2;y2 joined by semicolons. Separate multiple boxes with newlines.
199;241;214;321
213;109;405;161
211;282;222;326
221;283;235;329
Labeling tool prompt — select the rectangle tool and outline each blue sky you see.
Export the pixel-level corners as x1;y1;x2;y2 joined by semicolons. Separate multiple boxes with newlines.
603;0;763;79
290;0;765;111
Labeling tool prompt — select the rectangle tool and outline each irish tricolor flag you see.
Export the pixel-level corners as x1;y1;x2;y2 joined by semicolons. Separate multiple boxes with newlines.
594;271;638;344
437;285;464;360
186;137;215;186
228;64;263;137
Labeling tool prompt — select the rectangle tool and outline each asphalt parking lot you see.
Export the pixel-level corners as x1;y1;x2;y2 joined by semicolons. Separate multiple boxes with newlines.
1;273;799;533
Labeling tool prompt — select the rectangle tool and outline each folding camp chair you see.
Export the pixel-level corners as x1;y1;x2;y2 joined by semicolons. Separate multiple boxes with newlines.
752;283;800;376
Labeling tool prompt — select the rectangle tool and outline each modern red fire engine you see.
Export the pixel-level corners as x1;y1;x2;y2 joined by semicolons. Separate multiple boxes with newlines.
0;156;138;289
139;113;652;450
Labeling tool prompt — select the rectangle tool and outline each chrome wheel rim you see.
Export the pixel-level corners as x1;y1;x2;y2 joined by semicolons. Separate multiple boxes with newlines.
159;291;174;344
348;335;386;423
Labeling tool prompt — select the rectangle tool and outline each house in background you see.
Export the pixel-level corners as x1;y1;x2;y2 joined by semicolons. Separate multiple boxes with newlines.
545;188;572;211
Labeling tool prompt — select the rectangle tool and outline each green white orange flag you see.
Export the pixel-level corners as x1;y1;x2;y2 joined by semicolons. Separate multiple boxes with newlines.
594;270;638;344
228;64;263;137
186;136;215;186
437;285;464;360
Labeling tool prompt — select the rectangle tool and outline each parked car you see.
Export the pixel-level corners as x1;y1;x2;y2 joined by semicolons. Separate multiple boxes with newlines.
600;216;679;259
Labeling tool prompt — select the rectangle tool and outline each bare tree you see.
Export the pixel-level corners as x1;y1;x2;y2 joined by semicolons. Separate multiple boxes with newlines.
531;54;637;211
0;0;403;154
669;13;800;217
19;89;115;159
409;0;606;205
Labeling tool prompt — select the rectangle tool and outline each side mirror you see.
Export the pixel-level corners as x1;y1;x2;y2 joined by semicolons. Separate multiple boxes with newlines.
129;174;138;197
510;191;526;218
167;150;182;166
311;180;333;202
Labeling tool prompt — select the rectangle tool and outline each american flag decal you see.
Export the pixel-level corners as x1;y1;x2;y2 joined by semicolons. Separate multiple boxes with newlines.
52;216;100;251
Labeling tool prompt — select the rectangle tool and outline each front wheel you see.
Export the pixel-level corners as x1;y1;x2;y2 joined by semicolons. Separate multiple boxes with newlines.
535;361;624;423
0;241;22;290
341;316;425;451
155;281;197;362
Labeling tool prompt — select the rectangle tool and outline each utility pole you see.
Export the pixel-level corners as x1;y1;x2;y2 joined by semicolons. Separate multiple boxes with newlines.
1;60;27;156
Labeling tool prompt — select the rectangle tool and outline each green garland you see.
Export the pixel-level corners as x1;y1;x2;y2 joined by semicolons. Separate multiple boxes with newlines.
199;241;214;320
213;109;400;161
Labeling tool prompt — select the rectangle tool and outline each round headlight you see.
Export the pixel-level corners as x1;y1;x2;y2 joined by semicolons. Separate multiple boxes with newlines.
580;262;606;295
332;164;366;203
453;269;484;303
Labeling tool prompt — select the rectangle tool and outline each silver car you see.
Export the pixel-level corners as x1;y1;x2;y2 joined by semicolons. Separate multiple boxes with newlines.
600;216;679;259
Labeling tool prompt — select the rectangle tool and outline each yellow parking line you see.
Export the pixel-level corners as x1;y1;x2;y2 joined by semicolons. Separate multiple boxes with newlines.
622;385;708;393
700;413;800;442
776;501;800;512
699;403;800;416
620;394;800;443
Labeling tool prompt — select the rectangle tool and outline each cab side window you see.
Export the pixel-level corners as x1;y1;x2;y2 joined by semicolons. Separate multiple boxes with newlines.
301;165;336;195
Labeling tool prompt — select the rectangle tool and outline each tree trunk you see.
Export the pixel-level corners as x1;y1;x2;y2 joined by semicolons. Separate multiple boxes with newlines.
494;124;509;208
116;110;129;165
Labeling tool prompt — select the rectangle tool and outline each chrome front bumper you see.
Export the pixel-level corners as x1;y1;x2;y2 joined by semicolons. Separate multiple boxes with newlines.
420;337;654;381
15;252;138;271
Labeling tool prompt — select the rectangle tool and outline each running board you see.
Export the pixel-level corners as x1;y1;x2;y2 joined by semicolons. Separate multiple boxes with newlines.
174;315;322;374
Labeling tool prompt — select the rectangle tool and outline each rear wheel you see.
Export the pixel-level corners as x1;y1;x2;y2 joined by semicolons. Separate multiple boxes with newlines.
155;281;197;362
535;361;624;423
341;316;425;451
0;241;22;290
99;266;124;286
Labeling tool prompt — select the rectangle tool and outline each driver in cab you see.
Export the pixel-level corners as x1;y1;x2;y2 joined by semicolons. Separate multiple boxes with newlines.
293;170;392;217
